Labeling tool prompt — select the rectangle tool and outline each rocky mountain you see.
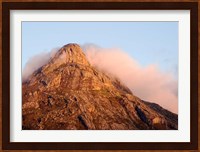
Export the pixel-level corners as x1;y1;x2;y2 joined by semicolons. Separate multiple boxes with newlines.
22;43;178;130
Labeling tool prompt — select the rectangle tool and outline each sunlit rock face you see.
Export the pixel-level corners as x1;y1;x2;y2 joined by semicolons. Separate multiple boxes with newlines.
22;43;178;130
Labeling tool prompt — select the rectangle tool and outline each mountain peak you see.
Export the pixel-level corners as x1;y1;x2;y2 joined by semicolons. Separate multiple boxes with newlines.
51;43;90;66
41;43;90;74
62;43;82;54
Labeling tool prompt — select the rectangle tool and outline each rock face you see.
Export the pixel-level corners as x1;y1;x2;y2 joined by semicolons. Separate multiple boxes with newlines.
22;43;178;130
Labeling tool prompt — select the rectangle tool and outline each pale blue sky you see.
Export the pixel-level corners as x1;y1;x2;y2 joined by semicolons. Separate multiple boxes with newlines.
22;21;178;77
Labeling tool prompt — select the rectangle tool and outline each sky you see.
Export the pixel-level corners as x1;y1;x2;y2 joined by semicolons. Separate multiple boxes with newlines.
22;22;178;74
22;21;178;113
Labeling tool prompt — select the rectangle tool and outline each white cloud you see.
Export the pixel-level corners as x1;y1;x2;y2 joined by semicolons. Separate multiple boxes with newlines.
22;47;59;82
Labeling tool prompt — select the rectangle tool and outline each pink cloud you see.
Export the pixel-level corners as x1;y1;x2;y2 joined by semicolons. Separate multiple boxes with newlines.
83;44;178;114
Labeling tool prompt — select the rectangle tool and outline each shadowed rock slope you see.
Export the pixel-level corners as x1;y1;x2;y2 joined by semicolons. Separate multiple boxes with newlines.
22;43;178;130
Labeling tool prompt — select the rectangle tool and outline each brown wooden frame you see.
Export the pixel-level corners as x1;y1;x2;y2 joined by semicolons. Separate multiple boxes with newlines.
2;2;198;150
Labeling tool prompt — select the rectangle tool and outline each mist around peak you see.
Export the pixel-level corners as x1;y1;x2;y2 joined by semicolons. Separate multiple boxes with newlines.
22;43;178;114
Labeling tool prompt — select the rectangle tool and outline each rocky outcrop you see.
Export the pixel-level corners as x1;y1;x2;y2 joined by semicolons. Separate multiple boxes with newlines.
142;100;178;129
22;43;178;130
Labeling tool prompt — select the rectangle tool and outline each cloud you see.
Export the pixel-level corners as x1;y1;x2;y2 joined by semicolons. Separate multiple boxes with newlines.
22;47;60;82
83;44;178;114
